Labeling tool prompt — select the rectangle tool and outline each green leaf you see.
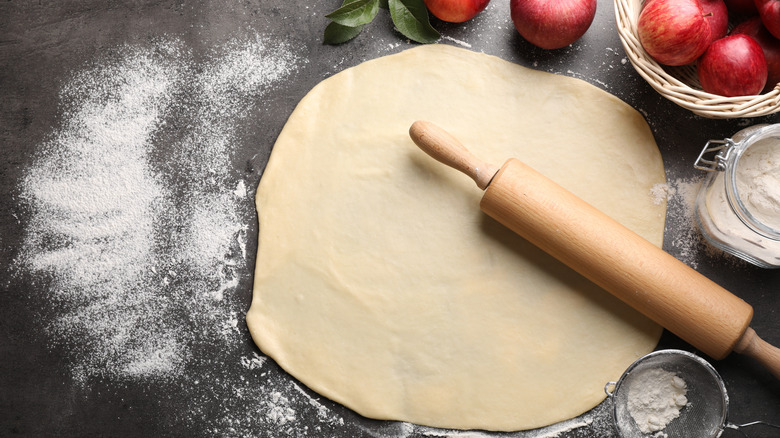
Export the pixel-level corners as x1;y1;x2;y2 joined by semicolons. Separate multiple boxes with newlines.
388;0;440;44
325;0;380;27
324;21;366;45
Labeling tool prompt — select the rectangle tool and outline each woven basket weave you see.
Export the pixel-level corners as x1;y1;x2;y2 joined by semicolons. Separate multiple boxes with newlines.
615;0;780;118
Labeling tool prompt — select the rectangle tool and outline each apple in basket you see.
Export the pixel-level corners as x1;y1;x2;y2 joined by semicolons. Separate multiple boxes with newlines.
424;0;491;22
637;0;713;66
509;0;597;49
732;16;780;92
755;0;780;39
698;34;768;96
700;0;729;43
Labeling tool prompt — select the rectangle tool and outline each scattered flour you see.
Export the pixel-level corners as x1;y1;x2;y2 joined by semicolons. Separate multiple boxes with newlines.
442;35;472;48
290;380;345;425
668;177;704;266
241;352;268;371
266;392;297;426
653;176;709;268
19;40;189;381
627;368;688;434
655;174;755;269
13;34;321;436
650;183;670;206
17;34;300;380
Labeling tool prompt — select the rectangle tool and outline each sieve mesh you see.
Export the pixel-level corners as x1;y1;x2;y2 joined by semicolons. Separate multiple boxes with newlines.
610;350;728;438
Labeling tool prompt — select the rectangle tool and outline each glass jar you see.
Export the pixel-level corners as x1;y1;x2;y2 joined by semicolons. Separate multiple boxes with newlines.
694;124;780;268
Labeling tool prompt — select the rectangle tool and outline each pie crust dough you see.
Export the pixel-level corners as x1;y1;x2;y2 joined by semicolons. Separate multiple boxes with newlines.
247;45;666;431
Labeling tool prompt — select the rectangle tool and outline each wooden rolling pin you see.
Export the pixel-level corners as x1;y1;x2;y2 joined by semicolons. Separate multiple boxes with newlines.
409;120;780;379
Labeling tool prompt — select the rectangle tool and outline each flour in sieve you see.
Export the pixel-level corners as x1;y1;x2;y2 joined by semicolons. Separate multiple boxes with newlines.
627;368;688;434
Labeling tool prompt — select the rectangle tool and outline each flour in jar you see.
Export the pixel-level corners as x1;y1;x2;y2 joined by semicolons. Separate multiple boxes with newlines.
627;368;688;434
736;136;780;230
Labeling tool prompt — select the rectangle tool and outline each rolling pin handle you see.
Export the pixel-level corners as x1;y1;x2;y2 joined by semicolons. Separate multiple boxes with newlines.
734;327;780;380
409;120;500;190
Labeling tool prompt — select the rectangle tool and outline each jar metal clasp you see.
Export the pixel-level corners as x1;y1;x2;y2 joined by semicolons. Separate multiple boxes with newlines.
693;138;737;172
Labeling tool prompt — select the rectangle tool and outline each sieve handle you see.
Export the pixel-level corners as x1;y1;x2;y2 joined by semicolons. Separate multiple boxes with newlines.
734;328;780;380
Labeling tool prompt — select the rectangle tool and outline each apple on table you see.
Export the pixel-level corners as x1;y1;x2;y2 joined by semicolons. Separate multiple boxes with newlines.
509;0;597;49
424;0;490;22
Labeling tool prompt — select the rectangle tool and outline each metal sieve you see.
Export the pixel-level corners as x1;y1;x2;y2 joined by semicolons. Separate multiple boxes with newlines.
605;349;780;438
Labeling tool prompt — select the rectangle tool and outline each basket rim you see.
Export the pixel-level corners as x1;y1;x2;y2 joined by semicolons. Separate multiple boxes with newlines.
614;0;780;118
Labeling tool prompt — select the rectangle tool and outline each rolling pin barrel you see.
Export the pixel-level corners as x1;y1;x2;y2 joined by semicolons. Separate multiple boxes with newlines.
481;158;751;360
409;120;780;379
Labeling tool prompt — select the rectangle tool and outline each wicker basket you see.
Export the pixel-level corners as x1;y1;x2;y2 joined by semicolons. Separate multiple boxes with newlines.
615;0;780;118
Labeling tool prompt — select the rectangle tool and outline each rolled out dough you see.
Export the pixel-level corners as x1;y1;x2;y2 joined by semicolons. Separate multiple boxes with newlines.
247;45;666;431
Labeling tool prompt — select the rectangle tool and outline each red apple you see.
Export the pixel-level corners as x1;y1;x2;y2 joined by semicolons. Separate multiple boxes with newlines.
732;17;780;91
700;0;730;43
724;0;758;15
637;0;712;66
698;34;768;96
424;0;490;22
509;0;597;49
755;0;780;39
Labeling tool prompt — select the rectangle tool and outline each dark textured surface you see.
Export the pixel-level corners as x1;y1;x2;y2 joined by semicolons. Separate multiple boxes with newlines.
1;1;779;437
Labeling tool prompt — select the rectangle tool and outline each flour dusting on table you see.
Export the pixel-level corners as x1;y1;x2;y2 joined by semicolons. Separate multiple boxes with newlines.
14;34;311;436
656;175;753;270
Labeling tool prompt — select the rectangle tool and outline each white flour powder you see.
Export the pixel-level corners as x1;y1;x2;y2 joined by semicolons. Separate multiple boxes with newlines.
20;41;188;381
627;368;688;434
651;176;708;268
736;137;780;229
14;34;310;435
17;35;299;381
705;148;780;266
